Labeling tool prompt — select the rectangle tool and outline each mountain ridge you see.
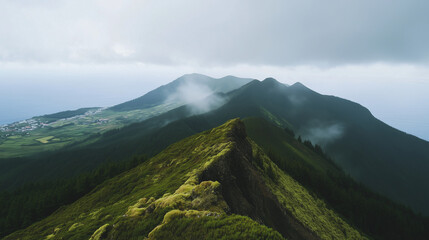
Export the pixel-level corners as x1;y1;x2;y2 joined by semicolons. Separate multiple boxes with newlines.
4;119;365;240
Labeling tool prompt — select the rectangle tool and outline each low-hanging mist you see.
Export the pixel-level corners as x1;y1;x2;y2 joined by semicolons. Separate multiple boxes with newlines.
165;80;228;115
299;121;345;147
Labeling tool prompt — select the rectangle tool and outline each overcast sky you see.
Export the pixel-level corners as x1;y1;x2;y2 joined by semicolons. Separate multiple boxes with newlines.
1;0;429;140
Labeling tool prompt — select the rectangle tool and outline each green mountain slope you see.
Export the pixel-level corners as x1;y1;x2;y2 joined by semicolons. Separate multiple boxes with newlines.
0;74;251;158
116;77;429;216
232;79;429;216
244;117;340;173
0;74;251;186
0;99;176;159
4;119;365;240
37;108;102;123
244;117;429;240
110;73;253;111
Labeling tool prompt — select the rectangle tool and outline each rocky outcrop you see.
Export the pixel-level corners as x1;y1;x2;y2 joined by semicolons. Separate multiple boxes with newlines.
200;120;320;240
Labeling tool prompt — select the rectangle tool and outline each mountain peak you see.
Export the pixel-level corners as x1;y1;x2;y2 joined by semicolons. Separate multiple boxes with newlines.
177;73;213;82
180;73;211;78
261;77;283;87
290;82;308;89
262;77;279;83
219;75;239;79
257;77;290;91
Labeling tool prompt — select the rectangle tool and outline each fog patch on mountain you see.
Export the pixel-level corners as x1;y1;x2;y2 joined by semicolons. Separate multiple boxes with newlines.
165;80;227;115
288;94;306;106
300;121;345;147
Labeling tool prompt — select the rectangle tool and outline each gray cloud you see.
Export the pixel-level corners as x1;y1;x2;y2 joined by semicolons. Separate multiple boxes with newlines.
1;0;428;66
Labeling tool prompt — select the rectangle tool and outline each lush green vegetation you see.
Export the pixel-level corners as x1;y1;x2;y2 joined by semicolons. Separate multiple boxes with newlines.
244;117;429;240
3;99;429;239
38;107;101;123
249;139;366;240
3;119;243;239
0;107;220;238
150;214;284;240
0;103;178;159
0;155;147;238
2;75;429;239
190;77;429;215
4;119;367;240
0;75;250;188
4;75;429;216
0;106;196;191
0;73;249;158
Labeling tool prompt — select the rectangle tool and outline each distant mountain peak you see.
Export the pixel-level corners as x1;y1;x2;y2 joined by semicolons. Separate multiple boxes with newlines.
179;73;212;80
219;75;242;80
262;77;278;83
290;82;307;88
259;77;289;89
289;82;314;93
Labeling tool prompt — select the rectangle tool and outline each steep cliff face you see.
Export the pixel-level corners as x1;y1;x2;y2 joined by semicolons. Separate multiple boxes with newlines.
199;121;319;240
200;120;365;240
5;119;364;240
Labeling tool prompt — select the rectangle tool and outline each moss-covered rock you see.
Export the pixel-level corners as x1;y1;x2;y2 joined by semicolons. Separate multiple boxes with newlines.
148;213;284;240
89;224;112;240
68;222;83;231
